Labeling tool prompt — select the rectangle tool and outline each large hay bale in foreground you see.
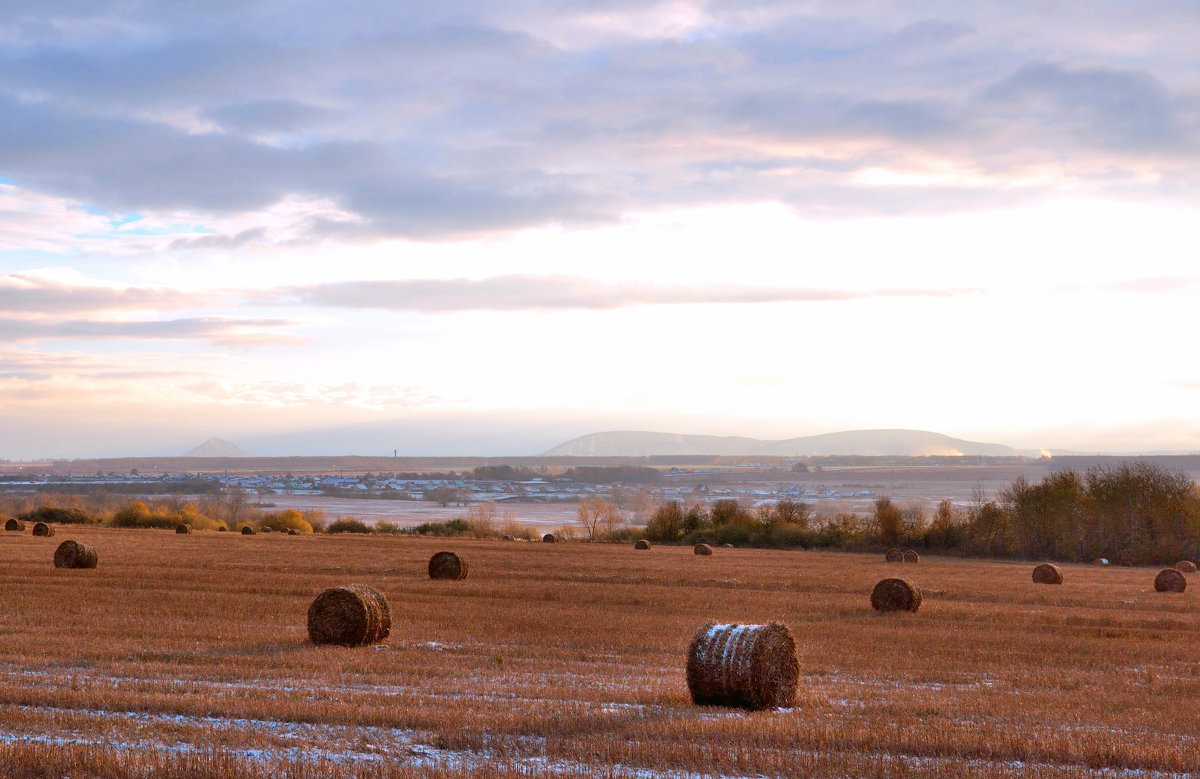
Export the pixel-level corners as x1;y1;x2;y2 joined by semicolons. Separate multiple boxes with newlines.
686;622;798;711
175;524;190;534
884;548;902;563
871;578;921;613
5;518;25;532
542;533;556;543
1155;568;1187;593
694;543;713;556
428;551;469;580
1032;563;1063;585
902;549;920;563
53;540;98;569
1175;560;1197;573
634;539;651;550
307;584;391;646
241;526;256;536
32;522;55;537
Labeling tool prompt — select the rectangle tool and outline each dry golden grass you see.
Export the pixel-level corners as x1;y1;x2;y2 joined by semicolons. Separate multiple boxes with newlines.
2;527;1199;777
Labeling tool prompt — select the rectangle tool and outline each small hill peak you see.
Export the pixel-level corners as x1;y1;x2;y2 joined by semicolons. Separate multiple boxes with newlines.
183;437;253;457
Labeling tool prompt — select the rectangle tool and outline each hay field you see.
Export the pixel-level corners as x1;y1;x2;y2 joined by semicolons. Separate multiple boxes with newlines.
1;528;1198;778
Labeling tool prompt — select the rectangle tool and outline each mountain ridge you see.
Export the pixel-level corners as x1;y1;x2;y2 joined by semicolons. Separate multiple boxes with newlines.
541;429;1031;457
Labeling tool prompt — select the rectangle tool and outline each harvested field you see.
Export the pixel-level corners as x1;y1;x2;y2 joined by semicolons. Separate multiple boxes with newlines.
2;527;1200;777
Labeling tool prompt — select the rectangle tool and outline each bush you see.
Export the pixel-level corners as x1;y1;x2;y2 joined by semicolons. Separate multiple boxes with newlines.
406;518;472;536
109;501;174;529
18;506;96;525
327;517;373;534
259;509;314;534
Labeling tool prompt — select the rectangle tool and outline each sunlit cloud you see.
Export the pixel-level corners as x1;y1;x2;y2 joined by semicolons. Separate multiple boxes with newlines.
0;316;302;346
289;275;982;312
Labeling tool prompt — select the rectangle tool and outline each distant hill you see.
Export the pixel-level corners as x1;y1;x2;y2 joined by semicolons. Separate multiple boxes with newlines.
183;438;254;457
541;429;1028;457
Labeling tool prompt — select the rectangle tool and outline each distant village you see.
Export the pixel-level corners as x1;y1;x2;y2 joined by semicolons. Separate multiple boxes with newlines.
0;466;878;507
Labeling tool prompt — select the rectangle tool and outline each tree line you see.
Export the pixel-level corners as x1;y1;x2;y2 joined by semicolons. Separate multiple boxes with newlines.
644;463;1200;564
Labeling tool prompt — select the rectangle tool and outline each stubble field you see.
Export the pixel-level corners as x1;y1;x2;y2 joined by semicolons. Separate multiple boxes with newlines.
1;527;1198;778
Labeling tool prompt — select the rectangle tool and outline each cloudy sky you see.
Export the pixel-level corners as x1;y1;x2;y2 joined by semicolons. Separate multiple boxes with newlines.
3;1;1200;458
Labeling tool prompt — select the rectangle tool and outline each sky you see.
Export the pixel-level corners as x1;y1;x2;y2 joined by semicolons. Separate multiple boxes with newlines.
3;1;1200;459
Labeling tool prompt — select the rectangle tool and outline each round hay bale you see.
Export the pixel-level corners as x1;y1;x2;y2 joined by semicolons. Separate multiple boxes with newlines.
241;526;256;535
307;584;391;646
175;524;190;534
1092;557;1109;565
502;534;515;541
218;526;228;532
1175;560;1197;573
1032;563;1063;585
871;578;921;613
261;526;273;534
287;528;300;536
634;539;651;550
722;543;735;548
5;518;25;532
428;551;469;580
542;533;556;543
902;549;920;563
53;540;98;569
694;543;713;556
1155;568;1187;593
32;522;55;537
686;622;798;711
884;548;902;562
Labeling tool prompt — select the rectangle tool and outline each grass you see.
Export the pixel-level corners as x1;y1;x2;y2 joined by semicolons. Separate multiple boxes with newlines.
1;528;1198;777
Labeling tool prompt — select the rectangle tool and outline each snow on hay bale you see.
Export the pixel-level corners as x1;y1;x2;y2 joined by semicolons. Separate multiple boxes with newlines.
32;522;55;537
902;549;920;563
175;524;190;534
694;543;713;556
307;584;391;646
428;551;469;580
1092;558;1109;565
5;518;25;532
634;539;651;550
1032;563;1063;585
1154;568;1187;593
53;540;98;569
686;622;798;710
542;533;556;543
871;578;922;613
1175;560;1197;573
884;548;902;562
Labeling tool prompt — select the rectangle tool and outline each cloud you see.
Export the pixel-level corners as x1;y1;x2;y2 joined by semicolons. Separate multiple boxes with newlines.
0;272;200;313
0;316;302;346
0;4;1197;241
289;274;980;312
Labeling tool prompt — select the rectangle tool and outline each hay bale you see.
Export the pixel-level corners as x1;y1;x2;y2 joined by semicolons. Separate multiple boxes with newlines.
884;548;902;562
175;524;190;534
902;549;920;563
634;539;651;550
542;533;556;543
218;526;228;532
241;526;256;535
722;543;735;548
32;522;55;537
53;540;98;569
428;551;469;580
1032;563;1063;585
287;528;300;536
502;534;515;541
694;543;713;556
1155;568;1187;593
5;518;25;532
261;526;273;534
871;577;921;613
1092;557;1109;565
1175;560;1197;573
686;622;798;710
307;584;391;646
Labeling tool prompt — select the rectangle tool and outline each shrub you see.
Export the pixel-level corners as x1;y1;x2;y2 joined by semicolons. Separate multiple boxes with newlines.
18;506;97;525
259;509;314;534
327;517;373;534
